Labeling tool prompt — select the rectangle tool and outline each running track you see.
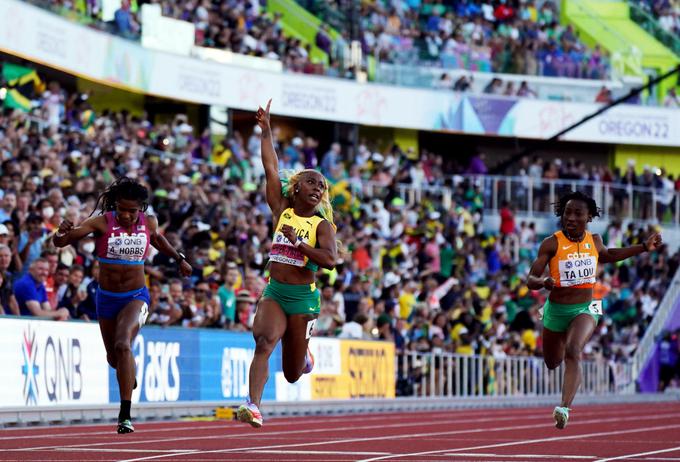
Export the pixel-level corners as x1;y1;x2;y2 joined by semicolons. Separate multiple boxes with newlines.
1;402;680;462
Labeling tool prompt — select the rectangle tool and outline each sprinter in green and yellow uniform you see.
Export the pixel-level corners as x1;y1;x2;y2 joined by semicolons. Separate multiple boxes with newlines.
238;100;338;428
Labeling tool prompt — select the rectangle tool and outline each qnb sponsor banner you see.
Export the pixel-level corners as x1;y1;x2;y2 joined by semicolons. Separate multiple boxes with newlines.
307;339;396;400
199;330;280;402
109;327;199;403
0;318;108;406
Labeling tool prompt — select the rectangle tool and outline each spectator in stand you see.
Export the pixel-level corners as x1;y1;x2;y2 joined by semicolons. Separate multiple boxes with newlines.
484;78;504;95
76;260;99;321
499;201;516;237
315;24;332;55
657;329;680;391
516;81;538;98
113;0;139;38
595;86;612;103
14;258;69;320
57;264;86;319
664;88;679;108
0;244;18;315
18;214;49;273
217;263;240;328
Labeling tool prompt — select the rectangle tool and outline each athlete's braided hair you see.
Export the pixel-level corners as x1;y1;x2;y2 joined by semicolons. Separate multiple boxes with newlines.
90;177;149;216
553;190;601;218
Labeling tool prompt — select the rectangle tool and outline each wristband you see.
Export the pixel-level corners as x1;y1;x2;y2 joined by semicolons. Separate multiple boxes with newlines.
642;242;649;252
294;238;302;248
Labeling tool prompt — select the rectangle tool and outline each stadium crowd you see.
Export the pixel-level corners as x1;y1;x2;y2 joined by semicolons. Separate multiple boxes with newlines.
635;0;680;36
31;0;610;81
0;71;678;377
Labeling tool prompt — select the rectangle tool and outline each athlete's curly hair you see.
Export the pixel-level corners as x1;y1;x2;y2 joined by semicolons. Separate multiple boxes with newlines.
553;190;601;218
90;176;149;216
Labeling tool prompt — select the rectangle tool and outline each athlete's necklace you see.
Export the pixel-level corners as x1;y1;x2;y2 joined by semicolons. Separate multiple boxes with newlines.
564;229;585;243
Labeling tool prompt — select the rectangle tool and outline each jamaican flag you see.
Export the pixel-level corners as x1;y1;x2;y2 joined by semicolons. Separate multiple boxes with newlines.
1;63;44;111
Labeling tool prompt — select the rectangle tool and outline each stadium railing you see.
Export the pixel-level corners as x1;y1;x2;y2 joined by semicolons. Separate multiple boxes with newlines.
628;1;680;57
396;351;634;398
355;176;680;228
631;269;680;385
372;64;643;104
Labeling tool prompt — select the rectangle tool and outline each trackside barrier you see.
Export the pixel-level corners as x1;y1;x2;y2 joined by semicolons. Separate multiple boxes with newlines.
0;317;395;408
396;352;635;398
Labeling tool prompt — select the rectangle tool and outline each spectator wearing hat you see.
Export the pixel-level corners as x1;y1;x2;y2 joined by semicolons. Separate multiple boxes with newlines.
234;289;256;331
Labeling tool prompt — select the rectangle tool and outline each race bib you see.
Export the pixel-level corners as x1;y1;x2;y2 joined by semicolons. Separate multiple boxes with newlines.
270;231;305;267
106;233;147;261
558;255;597;287
588;300;603;315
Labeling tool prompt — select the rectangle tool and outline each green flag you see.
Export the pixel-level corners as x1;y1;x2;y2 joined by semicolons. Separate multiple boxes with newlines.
1;63;44;111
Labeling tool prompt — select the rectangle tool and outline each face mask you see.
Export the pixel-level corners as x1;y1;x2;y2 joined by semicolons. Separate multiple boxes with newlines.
83;242;95;253
42;207;54;219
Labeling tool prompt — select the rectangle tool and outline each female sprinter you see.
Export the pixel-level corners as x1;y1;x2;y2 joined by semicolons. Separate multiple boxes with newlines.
53;177;192;434
237;100;338;428
527;191;662;429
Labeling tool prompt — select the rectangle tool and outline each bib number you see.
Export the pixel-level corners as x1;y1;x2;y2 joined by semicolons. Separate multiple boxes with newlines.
588;300;603;316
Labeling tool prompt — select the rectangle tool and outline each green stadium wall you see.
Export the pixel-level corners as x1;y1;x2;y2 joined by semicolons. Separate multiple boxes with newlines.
562;0;679;102
266;0;341;66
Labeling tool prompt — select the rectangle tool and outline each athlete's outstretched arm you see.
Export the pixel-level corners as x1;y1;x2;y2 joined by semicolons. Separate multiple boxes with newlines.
256;100;285;216
594;232;662;264
281;220;337;269
527;235;557;290
53;215;102;247
147;216;192;277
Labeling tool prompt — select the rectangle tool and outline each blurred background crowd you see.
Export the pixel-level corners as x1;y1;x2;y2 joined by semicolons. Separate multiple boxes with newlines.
33;0;611;81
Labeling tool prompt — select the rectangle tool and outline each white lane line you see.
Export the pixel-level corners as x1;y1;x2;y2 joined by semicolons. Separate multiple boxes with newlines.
5;412;557;452
250;450;392;456
596;446;680;462
0;407;550;442
7;405;658;451
442;454;595;459
115;413;680;462
54;448;199;454
357;423;680;462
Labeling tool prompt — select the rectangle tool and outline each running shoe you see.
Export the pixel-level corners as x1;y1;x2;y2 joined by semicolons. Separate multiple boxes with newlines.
117;419;135;434
237;402;263;428
553;406;570;429
302;347;315;374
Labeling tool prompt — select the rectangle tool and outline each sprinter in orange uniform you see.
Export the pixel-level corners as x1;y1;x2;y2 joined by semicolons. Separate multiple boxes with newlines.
527;191;662;429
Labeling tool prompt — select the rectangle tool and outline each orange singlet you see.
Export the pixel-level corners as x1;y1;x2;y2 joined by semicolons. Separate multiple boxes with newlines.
548;230;599;289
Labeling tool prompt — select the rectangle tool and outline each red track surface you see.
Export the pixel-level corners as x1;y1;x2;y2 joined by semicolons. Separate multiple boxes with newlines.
1;403;680;462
